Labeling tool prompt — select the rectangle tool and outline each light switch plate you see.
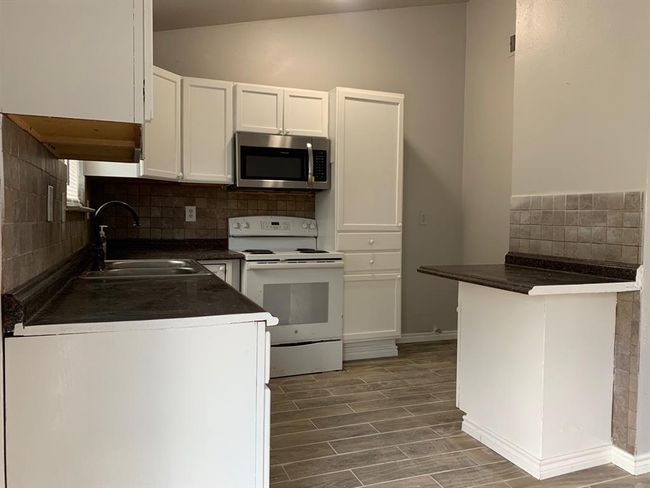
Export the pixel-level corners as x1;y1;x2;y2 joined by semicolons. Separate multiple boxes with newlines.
185;206;196;222
47;185;54;222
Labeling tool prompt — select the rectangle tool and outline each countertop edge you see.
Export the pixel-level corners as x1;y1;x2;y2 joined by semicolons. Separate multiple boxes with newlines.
13;311;279;337
528;281;640;296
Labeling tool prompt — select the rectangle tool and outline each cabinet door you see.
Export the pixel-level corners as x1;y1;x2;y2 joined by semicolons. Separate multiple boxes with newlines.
335;89;404;232
182;77;234;183
235;84;284;134
283;89;328;137
141;67;182;181
0;0;145;123
343;272;401;342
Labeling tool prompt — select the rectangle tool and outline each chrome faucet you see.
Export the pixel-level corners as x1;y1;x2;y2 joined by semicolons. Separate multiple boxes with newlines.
91;201;140;271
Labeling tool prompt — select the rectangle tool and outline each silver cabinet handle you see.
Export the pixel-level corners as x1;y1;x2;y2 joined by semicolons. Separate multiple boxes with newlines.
369;259;375;264
307;142;314;185
369;239;375;245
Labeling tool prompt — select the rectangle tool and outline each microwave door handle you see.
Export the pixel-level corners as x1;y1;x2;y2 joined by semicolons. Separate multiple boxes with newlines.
307;142;315;185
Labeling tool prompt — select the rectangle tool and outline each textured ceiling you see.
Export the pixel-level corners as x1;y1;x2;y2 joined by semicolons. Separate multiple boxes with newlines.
154;0;466;31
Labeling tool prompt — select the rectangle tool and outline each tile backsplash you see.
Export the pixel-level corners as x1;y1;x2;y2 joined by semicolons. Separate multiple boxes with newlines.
510;192;644;264
87;177;315;240
1;117;91;292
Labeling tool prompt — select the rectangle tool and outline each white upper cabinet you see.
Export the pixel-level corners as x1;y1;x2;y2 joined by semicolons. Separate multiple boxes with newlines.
283;89;329;137
182;77;234;184
235;84;284;134
0;0;152;124
141;67;182;181
333;88;404;232
235;83;328;137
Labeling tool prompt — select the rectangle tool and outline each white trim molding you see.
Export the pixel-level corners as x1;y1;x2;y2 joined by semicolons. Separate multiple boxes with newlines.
343;338;397;361
397;330;457;344
612;446;650;475
463;417;613;480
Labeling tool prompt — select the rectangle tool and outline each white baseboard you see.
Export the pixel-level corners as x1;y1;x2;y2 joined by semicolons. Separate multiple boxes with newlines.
344;338;397;361
462;417;612;480
397;330;457;344
612;446;650;475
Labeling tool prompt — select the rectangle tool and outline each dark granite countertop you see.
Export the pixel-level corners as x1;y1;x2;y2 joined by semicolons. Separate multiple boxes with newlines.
418;253;638;295
27;271;264;327
2;246;265;334
106;239;243;261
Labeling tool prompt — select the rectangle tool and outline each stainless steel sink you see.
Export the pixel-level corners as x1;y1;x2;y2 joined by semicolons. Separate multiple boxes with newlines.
81;259;211;279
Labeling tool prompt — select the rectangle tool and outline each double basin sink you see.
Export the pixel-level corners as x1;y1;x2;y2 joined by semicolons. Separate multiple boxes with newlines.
82;259;211;279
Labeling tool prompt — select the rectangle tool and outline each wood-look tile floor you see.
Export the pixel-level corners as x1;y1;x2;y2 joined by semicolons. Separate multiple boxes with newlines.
269;341;649;488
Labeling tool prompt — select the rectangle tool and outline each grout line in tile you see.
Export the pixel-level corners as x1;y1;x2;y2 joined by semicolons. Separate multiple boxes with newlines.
283;450;413;481
580;474;636;488
349;469;364;486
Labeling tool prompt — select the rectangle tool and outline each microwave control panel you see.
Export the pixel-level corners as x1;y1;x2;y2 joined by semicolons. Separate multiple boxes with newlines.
313;150;328;182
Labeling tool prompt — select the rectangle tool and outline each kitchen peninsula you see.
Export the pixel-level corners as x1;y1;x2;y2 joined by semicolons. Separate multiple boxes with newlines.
418;253;640;480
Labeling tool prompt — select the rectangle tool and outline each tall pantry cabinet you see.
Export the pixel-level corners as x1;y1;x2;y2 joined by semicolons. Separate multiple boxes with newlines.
316;88;404;360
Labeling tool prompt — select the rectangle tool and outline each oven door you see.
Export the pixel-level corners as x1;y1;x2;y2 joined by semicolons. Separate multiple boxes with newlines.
242;261;343;344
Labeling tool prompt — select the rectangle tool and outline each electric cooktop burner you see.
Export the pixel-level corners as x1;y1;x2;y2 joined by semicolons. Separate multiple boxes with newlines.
296;248;328;254
244;249;275;254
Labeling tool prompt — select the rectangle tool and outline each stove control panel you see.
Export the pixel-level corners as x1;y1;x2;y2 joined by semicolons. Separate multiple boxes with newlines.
229;216;318;237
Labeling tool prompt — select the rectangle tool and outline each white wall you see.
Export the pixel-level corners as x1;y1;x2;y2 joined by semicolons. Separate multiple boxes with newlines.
512;0;650;196
154;4;468;335
461;0;515;264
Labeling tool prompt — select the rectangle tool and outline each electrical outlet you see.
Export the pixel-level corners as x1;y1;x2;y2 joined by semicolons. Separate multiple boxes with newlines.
185;206;196;222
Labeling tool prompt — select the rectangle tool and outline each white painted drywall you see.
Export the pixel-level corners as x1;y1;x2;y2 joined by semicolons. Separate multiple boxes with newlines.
511;0;650;196
461;0;515;264
154;4;467;334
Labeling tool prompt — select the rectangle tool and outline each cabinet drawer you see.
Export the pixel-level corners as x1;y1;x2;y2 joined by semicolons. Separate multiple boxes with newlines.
344;252;401;273
337;232;402;251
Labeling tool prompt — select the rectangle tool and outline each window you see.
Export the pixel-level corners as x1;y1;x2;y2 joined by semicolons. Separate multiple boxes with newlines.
65;160;85;207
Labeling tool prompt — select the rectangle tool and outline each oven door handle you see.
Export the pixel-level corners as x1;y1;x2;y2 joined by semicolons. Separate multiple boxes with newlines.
247;261;343;270
307;142;315;185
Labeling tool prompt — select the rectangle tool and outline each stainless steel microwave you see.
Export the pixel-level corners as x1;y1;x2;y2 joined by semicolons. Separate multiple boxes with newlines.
235;132;330;190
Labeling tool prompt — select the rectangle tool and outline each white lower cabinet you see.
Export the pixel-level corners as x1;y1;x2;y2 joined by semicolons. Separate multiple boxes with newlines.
5;319;271;488
343;272;401;342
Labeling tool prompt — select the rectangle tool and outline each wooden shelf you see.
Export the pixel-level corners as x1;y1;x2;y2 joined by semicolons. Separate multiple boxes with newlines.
6;114;141;163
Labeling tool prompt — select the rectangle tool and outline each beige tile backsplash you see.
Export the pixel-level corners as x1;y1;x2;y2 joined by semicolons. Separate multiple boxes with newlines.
87;178;315;240
511;191;644;455
510;192;644;264
1;117;91;292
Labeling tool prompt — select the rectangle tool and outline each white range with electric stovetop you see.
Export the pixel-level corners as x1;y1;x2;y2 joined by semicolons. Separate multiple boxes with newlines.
230;215;343;377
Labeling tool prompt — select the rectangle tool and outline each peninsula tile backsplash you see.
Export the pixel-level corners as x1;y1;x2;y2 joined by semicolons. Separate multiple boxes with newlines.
1;117;91;292
510;191;644;264
88;177;315;240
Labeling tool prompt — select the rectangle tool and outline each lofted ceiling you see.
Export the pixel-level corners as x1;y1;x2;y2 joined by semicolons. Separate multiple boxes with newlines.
153;0;466;31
